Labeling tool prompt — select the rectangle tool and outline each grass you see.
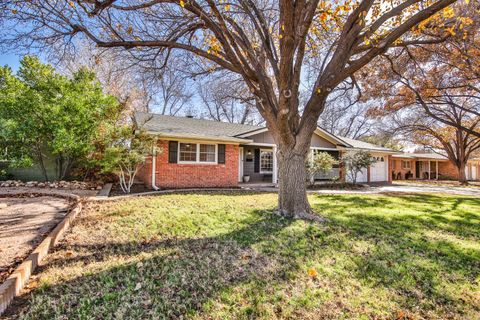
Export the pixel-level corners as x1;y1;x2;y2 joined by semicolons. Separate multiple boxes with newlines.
6;192;480;320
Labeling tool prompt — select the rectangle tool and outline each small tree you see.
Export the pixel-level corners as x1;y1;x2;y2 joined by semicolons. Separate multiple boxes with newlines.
305;152;337;186
342;151;376;184
99;127;159;194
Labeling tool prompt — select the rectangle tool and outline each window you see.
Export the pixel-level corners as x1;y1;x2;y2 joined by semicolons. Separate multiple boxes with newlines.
199;144;216;162
178;142;217;163
401;160;411;169
260;149;273;173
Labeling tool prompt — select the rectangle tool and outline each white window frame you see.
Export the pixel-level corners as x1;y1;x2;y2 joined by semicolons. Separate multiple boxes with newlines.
401;160;411;169
259;149;274;174
178;142;218;164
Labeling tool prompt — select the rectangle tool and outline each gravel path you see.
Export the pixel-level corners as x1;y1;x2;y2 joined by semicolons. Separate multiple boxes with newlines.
0;196;71;283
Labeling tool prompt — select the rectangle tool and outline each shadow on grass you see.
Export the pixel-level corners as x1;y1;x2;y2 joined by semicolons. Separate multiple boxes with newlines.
5;193;480;319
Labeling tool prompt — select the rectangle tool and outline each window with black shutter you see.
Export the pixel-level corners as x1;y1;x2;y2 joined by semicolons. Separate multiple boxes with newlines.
254;148;260;173
218;144;226;164
168;141;178;163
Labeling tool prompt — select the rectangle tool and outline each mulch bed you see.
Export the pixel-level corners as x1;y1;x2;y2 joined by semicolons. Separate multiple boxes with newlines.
307;182;367;190
109;183;152;196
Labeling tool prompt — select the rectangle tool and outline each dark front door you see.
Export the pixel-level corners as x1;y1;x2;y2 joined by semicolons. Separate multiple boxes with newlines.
415;161;420;178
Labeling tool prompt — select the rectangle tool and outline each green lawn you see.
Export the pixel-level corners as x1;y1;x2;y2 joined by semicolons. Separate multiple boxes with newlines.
8;192;480;319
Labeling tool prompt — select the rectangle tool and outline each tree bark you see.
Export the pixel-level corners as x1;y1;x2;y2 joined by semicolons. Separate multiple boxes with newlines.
276;146;311;218
36;151;49;182
457;162;468;185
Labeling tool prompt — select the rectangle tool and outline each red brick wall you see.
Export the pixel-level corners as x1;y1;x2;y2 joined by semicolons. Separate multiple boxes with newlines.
138;140;239;189
391;158;416;179
438;161;459;180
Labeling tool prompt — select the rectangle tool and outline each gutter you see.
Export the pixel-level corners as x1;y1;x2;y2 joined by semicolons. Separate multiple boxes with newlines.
151;147;159;191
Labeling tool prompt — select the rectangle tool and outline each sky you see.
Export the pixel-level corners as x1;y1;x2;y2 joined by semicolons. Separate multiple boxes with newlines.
0;53;22;71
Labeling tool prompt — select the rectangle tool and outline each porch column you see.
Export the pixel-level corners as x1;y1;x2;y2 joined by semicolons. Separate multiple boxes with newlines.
428;161;431;180
436;160;438;180
272;145;278;184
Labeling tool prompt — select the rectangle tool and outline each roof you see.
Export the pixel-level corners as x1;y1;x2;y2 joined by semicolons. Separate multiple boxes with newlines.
135;112;260;143
135;112;392;152
336;136;395;152
392;152;448;160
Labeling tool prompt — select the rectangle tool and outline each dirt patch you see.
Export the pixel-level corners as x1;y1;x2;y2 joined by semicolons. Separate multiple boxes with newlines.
0;196;72;283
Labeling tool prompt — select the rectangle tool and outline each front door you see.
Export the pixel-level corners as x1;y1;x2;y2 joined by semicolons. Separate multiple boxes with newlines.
238;147;244;182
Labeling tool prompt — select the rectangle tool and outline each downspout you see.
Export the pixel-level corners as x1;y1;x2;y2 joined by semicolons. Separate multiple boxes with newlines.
151;147;159;190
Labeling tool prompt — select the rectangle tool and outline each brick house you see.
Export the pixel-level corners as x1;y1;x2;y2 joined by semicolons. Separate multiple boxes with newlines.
135;112;398;189
391;153;480;181
135;112;479;189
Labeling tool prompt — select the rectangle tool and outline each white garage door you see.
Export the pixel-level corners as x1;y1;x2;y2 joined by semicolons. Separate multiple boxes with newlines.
472;166;477;180
370;156;387;182
346;167;368;183
465;166;470;180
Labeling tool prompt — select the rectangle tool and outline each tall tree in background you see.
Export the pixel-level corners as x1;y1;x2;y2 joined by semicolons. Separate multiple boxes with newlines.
0;0;467;218
198;73;259;124
152;67;193;115
409;115;480;182
363;7;480;137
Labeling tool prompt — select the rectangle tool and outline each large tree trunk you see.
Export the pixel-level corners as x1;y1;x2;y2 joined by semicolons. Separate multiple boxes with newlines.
276;146;311;218
458;162;468;185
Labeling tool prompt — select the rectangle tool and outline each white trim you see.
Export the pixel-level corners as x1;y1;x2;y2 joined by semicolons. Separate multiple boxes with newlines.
337;146;398;154
310;147;339;151
238;147;244;182
243;142;276;147
272;146;278;184
236;127;269;138
259;148;274;174
178;142;218;164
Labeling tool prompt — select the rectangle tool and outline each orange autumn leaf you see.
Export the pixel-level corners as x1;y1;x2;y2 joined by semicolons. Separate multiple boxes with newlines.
307;267;318;278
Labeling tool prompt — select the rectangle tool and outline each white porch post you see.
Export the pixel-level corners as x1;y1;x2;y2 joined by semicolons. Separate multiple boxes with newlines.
273;145;278;184
428;161;431;180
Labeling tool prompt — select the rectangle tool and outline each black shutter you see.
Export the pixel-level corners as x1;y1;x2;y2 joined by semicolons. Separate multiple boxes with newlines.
254;148;260;173
218;144;226;164
168;141;178;163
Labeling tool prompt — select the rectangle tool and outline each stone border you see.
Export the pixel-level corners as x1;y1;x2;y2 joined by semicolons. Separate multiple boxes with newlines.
0;192;82;315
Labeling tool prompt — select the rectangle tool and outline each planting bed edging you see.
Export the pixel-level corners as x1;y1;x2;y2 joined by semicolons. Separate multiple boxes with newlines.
0;192;82;315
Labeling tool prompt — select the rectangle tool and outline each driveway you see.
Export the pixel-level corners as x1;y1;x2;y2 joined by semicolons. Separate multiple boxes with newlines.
308;183;480;196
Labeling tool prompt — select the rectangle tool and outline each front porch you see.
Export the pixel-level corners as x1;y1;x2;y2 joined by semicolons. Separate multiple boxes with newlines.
238;144;277;184
391;158;444;181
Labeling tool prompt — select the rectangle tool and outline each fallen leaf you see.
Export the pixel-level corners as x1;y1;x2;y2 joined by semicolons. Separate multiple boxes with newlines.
307;267;318;278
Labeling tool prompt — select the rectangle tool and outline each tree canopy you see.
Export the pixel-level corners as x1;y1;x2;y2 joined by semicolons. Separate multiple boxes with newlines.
0;56;119;181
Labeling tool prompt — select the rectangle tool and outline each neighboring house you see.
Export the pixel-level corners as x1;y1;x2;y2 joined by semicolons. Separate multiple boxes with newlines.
135;112;397;189
392;153;480;181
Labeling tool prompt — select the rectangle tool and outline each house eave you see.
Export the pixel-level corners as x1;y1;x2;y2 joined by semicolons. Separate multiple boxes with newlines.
337;146;399;154
145;131;253;144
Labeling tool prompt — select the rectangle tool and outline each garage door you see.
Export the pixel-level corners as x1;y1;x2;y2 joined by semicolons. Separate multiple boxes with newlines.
472;166;477;180
465;166;470;180
371;156;387;182
346;167;368;183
